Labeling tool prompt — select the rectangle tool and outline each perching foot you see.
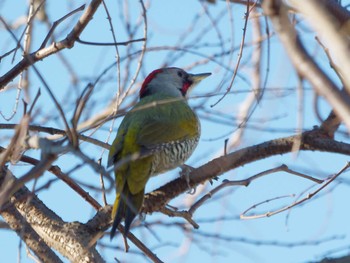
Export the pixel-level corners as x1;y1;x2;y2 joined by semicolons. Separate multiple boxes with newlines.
180;164;196;194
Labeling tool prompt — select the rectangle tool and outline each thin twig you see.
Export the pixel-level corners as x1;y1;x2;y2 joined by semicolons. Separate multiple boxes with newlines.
0;0;102;89
211;0;251;107
39;4;85;49
76;37;146;46
241;162;350;219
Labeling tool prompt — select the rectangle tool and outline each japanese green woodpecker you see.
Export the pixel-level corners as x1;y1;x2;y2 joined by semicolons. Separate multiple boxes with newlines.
108;67;211;239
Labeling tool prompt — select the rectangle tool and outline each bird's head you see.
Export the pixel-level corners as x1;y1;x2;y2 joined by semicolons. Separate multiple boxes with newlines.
139;67;211;99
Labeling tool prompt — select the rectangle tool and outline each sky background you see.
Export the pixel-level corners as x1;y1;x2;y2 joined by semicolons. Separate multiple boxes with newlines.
1;0;350;262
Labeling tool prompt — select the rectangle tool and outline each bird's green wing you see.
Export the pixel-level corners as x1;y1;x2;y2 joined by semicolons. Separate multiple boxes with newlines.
108;113;153;195
108;125;127;168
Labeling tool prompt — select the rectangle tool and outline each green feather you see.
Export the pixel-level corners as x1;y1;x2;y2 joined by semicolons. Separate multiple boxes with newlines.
108;94;200;239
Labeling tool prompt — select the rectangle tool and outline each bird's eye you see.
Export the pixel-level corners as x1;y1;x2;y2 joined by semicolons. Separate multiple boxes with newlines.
177;71;183;78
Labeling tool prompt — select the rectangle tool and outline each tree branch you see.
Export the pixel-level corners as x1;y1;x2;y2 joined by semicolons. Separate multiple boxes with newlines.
262;0;350;131
0;0;102;89
0;167;104;263
142;128;350;214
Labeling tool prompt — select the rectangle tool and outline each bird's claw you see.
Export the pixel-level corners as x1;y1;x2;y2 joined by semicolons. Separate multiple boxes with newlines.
209;176;219;185
180;164;197;195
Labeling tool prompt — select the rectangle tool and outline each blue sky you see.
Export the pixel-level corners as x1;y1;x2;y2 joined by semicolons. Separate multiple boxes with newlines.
1;1;350;262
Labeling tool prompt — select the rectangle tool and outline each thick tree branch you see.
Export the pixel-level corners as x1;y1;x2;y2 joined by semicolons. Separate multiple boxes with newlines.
142;128;350;213
1;171;62;263
0;167;104;263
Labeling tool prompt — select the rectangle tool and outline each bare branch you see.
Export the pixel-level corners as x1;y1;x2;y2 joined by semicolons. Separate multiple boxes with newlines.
290;0;350;92
241;162;350;219
0;0;102;89
143;128;350;214
0;167;104;262
262;0;350;131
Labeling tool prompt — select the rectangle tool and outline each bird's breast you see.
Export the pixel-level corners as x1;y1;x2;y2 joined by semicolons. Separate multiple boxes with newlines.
150;136;199;175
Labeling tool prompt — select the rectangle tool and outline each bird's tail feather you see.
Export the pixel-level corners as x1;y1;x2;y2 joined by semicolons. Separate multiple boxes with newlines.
110;185;144;240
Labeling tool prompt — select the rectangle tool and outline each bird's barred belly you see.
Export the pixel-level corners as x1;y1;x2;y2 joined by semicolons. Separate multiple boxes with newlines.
151;137;199;175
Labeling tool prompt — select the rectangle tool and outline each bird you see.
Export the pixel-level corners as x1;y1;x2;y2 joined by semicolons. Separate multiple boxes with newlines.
108;67;211;239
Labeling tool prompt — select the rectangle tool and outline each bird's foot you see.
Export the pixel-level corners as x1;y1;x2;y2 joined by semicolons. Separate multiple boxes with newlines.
209;176;219;185
180;164;196;195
